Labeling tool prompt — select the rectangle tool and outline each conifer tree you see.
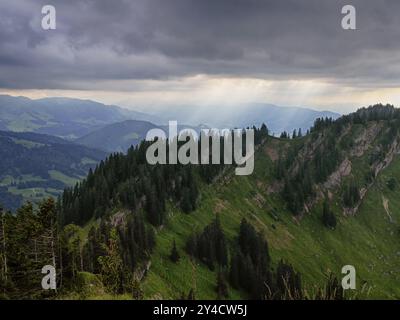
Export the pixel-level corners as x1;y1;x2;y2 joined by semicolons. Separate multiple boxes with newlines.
0;205;9;292
187;288;196;300
186;215;227;270
322;199;337;229
298;128;302;137
170;240;180;263
131;276;144;300
276;260;302;299
216;271;229;299
98;228;123;295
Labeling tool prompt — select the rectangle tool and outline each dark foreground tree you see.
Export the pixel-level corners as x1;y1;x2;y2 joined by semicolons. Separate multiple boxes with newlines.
170;240;180;263
186;214;228;270
322;199;337;229
229;219;272;299
216;271;229;299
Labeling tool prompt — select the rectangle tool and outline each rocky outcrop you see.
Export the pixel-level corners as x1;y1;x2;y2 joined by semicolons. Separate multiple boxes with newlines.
344;136;400;216
323;157;352;189
110;210;127;227
373;137;400;177
344;187;367;216
350;122;382;157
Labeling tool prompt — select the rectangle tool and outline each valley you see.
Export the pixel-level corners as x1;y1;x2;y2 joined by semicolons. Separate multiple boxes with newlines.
0;130;106;210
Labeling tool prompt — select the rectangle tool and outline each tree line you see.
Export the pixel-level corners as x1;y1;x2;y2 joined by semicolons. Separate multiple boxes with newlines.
60;125;269;228
1;125;270;299
184;217;303;299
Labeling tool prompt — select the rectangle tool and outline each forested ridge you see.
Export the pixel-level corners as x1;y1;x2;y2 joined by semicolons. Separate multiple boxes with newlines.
1;126;271;298
2;104;400;299
60;124;269;226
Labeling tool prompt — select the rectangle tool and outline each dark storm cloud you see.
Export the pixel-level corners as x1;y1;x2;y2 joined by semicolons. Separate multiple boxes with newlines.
1;0;400;89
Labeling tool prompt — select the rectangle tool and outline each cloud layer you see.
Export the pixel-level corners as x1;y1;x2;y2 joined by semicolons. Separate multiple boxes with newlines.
1;0;400;91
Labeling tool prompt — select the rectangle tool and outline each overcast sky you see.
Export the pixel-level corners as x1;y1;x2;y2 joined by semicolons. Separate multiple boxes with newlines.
1;0;400;113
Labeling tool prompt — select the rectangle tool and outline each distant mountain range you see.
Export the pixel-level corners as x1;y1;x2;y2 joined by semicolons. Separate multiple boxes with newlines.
0;95;160;140
76;120;207;153
76;120;161;153
0;95;340;141
0;130;106;210
0;94;342;209
145;103;341;135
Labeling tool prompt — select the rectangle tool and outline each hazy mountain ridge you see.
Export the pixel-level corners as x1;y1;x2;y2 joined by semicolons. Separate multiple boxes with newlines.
0;95;158;139
76;120;160;152
0;95;340;141
146;103;341;134
76;119;209;153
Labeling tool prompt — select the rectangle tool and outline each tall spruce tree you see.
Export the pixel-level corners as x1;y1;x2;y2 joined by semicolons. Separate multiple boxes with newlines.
322;199;337;229
98;228;123;295
170;240;180;263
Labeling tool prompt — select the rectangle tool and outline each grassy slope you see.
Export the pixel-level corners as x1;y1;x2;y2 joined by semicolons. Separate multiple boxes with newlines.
5;171;80;208
143;135;400;299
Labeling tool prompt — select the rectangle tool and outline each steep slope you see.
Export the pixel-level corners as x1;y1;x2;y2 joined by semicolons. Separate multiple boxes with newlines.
0;131;106;210
142;105;400;299
6;104;400;300
142;141;400;299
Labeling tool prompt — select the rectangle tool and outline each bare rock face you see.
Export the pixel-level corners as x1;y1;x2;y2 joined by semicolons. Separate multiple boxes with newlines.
344;136;400;216
264;122;400;219
109;210;128;227
266;181;284;194
373;138;400;177
350;122;383;157
323;158;352;190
